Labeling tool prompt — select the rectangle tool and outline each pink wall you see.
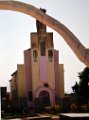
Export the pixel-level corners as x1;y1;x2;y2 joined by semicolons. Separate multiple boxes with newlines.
24;49;32;106
39;56;48;83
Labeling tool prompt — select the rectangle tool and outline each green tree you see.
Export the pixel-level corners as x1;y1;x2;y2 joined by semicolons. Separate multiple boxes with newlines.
78;67;89;99
72;67;89;98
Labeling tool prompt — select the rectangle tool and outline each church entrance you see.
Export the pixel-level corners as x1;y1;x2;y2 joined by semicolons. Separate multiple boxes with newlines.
35;90;50;109
39;90;50;107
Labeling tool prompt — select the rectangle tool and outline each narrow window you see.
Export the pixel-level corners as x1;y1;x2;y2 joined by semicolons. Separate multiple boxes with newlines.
40;39;45;56
33;50;38;62
28;91;33;101
48;49;53;62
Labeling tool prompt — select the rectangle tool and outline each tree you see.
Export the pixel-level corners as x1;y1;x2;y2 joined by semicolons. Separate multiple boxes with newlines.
72;67;89;99
72;82;79;94
78;67;89;99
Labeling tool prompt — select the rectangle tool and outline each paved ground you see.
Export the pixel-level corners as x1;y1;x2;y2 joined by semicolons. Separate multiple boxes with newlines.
1;114;59;120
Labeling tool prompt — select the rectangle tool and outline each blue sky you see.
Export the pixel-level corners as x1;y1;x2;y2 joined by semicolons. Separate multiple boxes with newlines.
0;0;89;93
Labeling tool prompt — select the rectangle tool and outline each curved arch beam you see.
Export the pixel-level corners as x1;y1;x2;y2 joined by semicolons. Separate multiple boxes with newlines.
0;1;89;67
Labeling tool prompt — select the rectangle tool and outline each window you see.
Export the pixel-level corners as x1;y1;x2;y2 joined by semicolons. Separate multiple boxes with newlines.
40;39;45;56
44;83;49;87
33;50;38;62
48;49;53;62
28;91;33;101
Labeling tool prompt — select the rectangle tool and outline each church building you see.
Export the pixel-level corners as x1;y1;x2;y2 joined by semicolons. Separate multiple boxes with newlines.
24;9;64;108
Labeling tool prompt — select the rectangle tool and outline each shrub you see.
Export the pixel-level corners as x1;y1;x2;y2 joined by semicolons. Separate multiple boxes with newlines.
70;103;77;112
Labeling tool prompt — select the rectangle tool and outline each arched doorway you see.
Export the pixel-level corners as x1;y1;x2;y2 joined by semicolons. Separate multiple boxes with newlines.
39;90;50;107
34;86;55;108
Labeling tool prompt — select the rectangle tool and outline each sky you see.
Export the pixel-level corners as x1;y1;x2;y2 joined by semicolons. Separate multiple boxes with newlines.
0;0;89;93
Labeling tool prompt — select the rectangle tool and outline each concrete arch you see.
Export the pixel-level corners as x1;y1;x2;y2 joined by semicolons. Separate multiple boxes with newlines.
0;1;89;67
